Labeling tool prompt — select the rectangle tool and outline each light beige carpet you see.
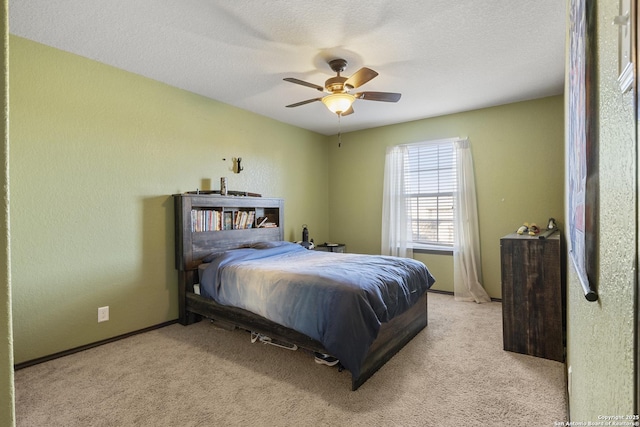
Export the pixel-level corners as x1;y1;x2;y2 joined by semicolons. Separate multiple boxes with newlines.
14;293;567;426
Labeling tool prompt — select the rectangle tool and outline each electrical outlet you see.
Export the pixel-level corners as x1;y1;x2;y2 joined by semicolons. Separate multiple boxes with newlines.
98;306;109;323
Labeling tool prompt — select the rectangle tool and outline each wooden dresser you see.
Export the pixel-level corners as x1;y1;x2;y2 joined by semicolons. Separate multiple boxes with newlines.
500;232;565;362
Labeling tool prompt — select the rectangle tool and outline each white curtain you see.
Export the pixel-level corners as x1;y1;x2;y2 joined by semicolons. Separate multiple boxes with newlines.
453;139;491;303
381;145;413;258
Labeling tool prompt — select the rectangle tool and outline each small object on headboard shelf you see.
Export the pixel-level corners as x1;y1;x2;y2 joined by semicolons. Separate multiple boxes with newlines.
220;177;227;196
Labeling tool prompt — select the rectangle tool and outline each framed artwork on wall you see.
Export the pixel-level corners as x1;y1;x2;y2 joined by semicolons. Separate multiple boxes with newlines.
568;0;599;302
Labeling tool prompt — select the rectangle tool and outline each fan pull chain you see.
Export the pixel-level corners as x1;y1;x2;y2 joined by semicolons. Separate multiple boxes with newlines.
337;114;342;148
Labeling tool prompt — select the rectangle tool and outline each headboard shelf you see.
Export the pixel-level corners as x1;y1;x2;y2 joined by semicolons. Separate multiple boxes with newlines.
174;193;284;270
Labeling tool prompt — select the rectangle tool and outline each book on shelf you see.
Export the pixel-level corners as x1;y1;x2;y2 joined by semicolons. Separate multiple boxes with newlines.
190;209;222;232
247;211;255;228
223;212;232;230
233;210;256;230
256;217;277;228
239;211;248;229
233;211;240;229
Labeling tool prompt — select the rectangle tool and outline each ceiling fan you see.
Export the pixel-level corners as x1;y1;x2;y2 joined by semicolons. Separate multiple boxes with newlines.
284;58;401;116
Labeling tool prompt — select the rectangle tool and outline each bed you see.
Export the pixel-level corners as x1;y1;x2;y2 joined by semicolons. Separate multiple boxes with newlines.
174;193;435;390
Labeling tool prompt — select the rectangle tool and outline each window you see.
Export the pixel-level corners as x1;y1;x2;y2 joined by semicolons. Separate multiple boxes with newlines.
405;141;456;250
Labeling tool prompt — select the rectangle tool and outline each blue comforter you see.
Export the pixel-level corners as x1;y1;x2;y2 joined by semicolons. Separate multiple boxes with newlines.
199;241;435;378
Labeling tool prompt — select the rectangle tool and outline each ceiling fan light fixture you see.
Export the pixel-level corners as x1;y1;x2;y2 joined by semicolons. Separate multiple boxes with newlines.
322;93;355;115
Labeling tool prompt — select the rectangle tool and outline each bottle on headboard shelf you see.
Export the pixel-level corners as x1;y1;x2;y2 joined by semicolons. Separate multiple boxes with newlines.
220;177;227;196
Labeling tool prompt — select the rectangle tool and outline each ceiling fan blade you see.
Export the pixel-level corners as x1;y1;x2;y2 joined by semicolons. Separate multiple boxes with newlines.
344;67;378;89
355;91;402;102
340;106;354;116
283;77;325;92
285;98;322;108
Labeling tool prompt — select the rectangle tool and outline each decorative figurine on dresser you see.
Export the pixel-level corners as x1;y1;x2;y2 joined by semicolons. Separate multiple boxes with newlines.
500;219;565;362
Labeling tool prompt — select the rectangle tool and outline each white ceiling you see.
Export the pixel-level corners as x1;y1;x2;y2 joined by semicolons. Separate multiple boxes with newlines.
9;1;566;136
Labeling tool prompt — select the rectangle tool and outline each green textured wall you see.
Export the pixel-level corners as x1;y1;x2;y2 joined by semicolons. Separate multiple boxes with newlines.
9;36;329;364
328;96;565;298
1;0;15;425
565;0;636;419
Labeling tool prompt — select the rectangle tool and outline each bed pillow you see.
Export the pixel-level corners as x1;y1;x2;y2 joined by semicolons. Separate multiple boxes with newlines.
202;250;228;263
249;241;295;250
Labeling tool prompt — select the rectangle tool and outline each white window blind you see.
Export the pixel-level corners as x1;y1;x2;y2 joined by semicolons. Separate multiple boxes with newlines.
405;142;456;248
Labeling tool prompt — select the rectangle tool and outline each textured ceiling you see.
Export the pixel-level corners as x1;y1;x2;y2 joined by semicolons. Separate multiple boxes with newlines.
9;1;566;135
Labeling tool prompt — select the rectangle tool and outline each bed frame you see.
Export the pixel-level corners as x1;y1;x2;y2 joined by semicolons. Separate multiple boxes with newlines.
173;193;428;390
